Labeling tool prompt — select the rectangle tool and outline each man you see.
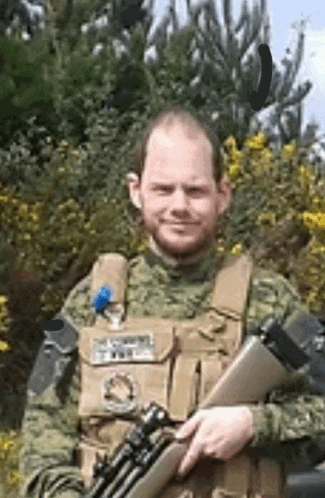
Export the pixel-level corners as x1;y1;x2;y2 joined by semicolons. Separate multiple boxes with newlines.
19;107;325;498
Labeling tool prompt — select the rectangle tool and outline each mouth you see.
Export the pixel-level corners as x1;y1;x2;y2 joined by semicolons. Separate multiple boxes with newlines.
165;222;197;225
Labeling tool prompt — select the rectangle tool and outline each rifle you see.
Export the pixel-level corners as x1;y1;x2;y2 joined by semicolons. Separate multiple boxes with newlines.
82;313;325;498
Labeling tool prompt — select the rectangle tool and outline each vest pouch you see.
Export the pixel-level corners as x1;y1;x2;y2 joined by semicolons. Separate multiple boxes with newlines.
169;354;201;421
78;417;135;489
200;351;225;402
169;350;231;421
78;319;178;418
169;318;240;420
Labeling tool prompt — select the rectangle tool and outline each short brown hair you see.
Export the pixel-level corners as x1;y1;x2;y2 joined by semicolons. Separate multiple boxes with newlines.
132;106;224;185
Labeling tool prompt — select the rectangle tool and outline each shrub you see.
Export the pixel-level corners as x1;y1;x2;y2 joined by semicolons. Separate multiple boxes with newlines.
0;127;324;496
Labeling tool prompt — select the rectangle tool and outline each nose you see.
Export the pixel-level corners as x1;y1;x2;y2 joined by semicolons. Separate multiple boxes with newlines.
169;189;190;212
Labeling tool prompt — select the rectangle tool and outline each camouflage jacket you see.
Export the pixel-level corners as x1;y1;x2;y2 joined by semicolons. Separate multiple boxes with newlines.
19;248;325;498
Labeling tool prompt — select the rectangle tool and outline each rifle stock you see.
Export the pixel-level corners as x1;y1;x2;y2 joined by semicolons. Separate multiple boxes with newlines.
123;334;293;498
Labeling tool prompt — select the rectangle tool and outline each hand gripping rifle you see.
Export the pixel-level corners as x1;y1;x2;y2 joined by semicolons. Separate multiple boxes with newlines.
82;312;325;498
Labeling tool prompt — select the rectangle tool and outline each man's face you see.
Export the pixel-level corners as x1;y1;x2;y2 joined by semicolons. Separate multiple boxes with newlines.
127;123;232;259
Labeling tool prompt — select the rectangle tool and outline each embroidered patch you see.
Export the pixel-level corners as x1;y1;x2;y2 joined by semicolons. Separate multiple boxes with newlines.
101;371;140;414
92;334;155;364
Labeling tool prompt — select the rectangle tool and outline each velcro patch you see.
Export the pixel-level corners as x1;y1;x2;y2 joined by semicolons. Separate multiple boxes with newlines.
92;334;155;364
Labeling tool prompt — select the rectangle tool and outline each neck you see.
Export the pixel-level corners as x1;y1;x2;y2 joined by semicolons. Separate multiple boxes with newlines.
148;235;214;267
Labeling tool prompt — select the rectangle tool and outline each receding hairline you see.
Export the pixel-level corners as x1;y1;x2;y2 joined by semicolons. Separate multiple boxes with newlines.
147;115;214;154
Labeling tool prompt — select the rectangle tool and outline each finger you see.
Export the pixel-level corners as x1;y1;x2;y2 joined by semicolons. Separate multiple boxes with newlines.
175;411;203;440
177;429;205;477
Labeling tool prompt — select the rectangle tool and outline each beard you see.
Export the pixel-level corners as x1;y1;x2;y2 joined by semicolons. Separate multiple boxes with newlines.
142;214;218;263
153;230;212;256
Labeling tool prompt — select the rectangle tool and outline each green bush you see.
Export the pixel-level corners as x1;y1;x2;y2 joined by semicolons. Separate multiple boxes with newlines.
0;121;324;498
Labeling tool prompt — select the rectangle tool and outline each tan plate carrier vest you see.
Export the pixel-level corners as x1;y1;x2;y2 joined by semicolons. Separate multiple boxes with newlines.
78;252;287;498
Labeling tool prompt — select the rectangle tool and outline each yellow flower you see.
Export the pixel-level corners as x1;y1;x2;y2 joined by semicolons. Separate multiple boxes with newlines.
0;440;13;452
224;136;237;150
230;243;244;254
306;291;317;308
310;243;325;255
30;212;39;223
0;296;8;307
246;132;266;150
315;213;325;229
227;162;242;180
282;142;296;161
67;213;77;220
298;165;314;189
65;199;77;206
18;203;29;216
8;469;23;484
0;340;11;352
300;212;325;230
231;149;242;163
137;238;148;253
260;148;274;164
257;212;277;225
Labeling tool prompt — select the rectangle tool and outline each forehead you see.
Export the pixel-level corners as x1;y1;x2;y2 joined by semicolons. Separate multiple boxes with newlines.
144;124;214;182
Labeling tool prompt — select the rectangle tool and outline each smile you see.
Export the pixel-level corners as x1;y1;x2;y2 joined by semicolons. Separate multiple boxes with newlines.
166;222;196;225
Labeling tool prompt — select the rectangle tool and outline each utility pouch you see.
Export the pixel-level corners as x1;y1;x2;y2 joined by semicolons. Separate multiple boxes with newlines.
27;313;78;398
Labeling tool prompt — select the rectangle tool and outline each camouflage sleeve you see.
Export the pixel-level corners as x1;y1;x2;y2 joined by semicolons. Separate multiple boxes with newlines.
19;274;92;498
245;268;325;466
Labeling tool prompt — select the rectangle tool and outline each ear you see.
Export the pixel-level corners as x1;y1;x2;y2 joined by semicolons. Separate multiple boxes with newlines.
216;174;233;215
125;172;142;210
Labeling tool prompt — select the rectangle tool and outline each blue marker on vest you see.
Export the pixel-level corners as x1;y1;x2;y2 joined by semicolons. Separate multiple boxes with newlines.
92;286;114;314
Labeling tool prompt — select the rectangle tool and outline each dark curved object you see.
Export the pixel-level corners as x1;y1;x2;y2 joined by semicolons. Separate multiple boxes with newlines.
248;43;273;111
286;467;325;497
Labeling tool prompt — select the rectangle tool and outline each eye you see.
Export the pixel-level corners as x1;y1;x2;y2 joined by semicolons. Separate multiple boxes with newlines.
187;188;204;195
156;187;173;194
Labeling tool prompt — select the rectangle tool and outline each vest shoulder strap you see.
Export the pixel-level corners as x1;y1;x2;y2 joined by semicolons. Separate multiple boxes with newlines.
90;253;128;304
210;251;254;320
